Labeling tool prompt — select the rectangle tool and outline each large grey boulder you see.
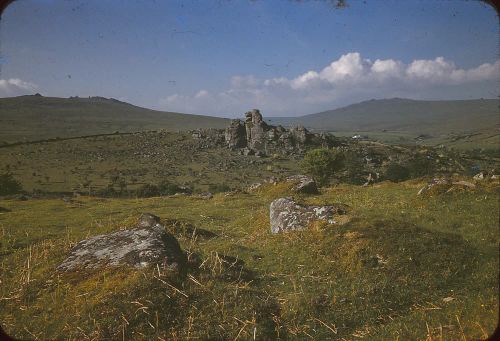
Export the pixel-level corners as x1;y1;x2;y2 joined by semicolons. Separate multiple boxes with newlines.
286;175;318;194
57;213;185;272
270;197;339;234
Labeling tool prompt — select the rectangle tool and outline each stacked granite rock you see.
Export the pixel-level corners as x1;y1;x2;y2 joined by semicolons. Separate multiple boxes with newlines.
223;109;335;156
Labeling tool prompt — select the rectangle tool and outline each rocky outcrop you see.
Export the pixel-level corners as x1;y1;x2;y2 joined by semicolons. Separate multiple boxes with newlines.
289;126;310;146
221;109;338;156
224;119;247;149
245;109;269;151
192;109;341;156
57;213;185;272
270;197;344;234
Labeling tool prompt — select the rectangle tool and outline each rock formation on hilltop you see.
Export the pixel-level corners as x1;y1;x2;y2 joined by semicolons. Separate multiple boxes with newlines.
223;109;338;156
190;109;339;156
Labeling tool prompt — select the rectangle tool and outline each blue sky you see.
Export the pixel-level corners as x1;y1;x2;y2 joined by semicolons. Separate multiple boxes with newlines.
1;0;498;117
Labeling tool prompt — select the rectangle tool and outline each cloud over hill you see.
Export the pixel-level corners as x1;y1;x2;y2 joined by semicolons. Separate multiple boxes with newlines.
161;52;500;116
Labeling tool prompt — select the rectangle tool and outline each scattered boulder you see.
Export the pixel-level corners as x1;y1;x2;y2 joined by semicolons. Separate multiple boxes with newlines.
138;213;161;228
191;130;203;139
417;178;452;196
363;173;375;187
198;192;213;200
265;176;279;185
473;172;486;180
286;175;318;194
270;197;342;234
418;178;478;196
57;213;185;272
241;147;254;156
254;150;266;158
248;182;262;191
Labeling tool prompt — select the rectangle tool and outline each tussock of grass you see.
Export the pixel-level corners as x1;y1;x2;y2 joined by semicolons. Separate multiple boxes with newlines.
0;180;498;339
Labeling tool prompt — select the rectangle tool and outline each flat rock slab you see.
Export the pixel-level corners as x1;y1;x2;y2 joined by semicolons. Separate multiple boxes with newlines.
270;197;339;234
57;222;184;272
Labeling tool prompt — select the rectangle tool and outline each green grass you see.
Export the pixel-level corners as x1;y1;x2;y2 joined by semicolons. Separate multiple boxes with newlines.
0;95;228;143
328;128;500;152
271;98;498;138
0;131;301;193
1;179;498;340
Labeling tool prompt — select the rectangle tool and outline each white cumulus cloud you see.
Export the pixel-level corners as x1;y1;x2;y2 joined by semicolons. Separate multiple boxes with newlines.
0;78;38;96
159;52;500;116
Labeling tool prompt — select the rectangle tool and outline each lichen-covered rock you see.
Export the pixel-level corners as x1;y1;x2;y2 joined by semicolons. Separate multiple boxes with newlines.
270;197;340;234
286;175;318;194
57;215;185;272
224;119;247;149
473;172;486;180
289;126;310;146
248;182;262;191
198;192;213;200
245;109;269;150
222;109;333;155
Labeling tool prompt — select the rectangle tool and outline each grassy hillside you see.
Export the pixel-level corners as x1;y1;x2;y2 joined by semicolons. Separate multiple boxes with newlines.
268;98;499;150
0;95;229;143
270;98;498;133
2;129;496;195
0;131;302;194
0;180;498;340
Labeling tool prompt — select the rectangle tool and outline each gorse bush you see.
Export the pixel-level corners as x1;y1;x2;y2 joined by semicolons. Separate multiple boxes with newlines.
96;180;189;198
301;148;345;186
343;151;366;184
136;180;187;197
406;155;435;178
0;172;23;195
384;163;410;182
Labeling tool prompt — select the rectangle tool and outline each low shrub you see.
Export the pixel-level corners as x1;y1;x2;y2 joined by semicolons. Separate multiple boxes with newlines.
0;172;23;195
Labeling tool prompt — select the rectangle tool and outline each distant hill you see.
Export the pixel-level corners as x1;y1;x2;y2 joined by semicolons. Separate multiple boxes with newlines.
0;95;229;143
268;98;499;135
